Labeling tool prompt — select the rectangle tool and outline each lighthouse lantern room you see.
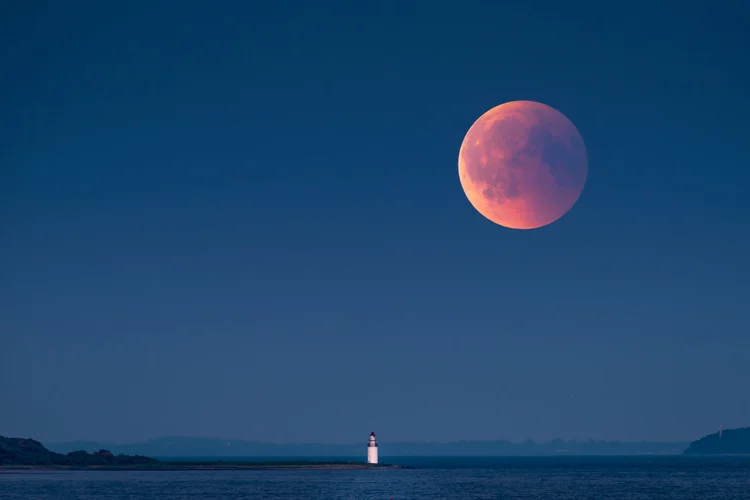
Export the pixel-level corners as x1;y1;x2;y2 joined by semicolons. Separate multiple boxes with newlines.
367;432;378;464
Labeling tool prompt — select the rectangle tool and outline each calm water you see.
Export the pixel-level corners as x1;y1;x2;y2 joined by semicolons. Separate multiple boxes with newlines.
2;456;749;499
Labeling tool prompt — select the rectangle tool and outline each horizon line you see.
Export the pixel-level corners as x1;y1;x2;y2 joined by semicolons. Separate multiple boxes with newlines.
40;435;698;446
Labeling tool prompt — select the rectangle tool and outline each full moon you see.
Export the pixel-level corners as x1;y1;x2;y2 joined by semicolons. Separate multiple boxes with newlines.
458;100;588;229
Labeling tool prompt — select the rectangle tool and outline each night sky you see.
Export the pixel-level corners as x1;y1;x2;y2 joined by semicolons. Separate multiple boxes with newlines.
2;1;748;445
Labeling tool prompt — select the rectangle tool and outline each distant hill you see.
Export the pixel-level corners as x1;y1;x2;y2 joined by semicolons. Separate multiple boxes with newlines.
45;436;689;457
0;436;158;466
684;427;750;455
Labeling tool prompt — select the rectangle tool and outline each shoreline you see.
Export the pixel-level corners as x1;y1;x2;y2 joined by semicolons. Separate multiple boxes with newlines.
0;462;409;472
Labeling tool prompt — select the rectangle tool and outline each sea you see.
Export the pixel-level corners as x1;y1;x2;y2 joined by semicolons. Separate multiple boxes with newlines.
2;456;749;499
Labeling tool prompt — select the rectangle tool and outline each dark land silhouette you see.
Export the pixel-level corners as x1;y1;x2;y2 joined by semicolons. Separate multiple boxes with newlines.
0;436;157;467
684;427;750;455
0;436;403;470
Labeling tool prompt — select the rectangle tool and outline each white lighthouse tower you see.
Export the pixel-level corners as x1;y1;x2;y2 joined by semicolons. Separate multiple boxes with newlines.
367;432;378;464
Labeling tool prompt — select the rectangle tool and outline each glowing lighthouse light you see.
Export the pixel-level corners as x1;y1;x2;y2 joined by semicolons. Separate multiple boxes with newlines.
367;432;378;464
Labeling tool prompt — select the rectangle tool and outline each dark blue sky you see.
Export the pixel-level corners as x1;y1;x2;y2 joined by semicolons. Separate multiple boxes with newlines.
2;1;748;444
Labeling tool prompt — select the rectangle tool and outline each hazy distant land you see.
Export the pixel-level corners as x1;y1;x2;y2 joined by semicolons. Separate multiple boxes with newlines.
6;428;749;471
45;435;690;457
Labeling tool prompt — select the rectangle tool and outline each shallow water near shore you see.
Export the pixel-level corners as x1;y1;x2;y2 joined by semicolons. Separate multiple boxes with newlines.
2;456;749;499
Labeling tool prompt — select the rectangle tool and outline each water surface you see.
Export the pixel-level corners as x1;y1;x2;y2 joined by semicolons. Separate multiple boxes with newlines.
2;456;748;499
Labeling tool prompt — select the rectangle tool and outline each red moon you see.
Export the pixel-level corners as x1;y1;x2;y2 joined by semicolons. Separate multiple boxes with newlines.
458;101;588;230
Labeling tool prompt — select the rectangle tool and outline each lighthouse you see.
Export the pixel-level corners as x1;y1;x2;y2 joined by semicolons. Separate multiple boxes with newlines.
367;432;378;464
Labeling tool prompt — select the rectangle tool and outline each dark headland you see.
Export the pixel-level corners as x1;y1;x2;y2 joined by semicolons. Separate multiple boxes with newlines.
683;427;750;455
0;436;406;471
